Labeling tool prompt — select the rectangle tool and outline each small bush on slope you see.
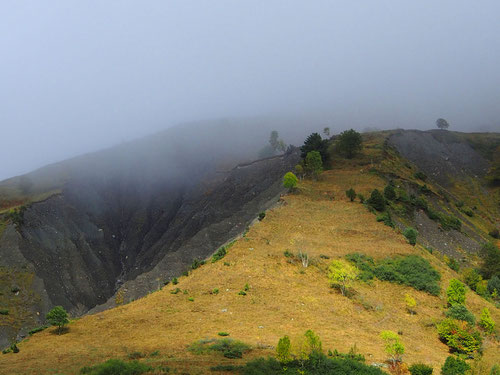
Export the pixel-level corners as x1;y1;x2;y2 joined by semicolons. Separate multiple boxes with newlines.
446;279;466;306
445;304;475;326
80;359;151;375
409;363;433;375
374;255;441;295
241;355;385;375
441;356;469;375
437;319;482;354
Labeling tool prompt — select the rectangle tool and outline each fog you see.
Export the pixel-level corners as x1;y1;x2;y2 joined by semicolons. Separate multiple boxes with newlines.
1;1;500;180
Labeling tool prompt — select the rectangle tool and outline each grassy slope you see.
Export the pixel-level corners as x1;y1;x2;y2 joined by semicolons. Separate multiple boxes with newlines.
1;138;499;375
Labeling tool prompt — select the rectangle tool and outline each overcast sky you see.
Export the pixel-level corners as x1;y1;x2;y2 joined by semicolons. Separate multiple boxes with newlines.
1;1;500;180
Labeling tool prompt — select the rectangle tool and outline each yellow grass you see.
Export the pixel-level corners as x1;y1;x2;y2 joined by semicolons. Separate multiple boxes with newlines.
1;164;499;375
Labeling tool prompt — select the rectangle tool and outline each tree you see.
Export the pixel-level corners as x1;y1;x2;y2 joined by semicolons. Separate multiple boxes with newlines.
336;129;362;158
367;189;386;211
305;151;323;179
436;118;450;130
269;130;279;150
380;331;404;368
323;127;330;137
283;172;298;191
328;259;359;296
479;242;500;279
46;306;69;335
346;188;356;202
276;335;292;363
446;279;466;306
479;308;495;334
300;133;330;164
441;356;470;375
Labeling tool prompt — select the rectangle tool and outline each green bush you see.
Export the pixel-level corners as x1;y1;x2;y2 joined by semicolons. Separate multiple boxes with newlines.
440;215;461;231
374;255;440;295
441;356;470;375
188;338;251;359
0;309;9;315
488;275;500;295
384;184;396;200
479;242;500;279
446;279;466;306
447;258;460;272
242;355;384;375
403;227;418;245
211;241;235;263
409;363;433;375
46;306;69;335
479;308;495;334
345;253;375;281
445;304;475;325
437;319;482;354
283;172;298;191
463;268;482;291
357;193;365;203
28;325;49;335
191;258;206;270
346;188;356;202
414;171;427;181
258;212;266;221
376;212;394;228
367;189;386;211
170;288;181;294
80;359;152;375
218;332;230;336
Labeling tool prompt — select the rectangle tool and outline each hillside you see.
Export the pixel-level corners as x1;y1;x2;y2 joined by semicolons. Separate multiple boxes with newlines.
0;130;498;374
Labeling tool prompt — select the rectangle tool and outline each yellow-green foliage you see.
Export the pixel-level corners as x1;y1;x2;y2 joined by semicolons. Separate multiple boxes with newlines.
380;330;404;364
479;308;495;334
446;279;466;306
328;260;360;296
405;293;417;314
276;335;292;363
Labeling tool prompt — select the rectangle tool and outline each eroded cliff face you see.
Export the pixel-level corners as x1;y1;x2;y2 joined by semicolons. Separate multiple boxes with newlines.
0;145;299;345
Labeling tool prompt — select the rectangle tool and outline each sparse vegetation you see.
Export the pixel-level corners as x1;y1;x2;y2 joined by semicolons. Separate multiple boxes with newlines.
346;187;356;202
212;241;235;263
188;338;251;359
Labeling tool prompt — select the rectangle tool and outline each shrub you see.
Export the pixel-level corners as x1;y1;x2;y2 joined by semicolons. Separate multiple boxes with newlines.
170;288;181;294
447;279;466;306
437;318;482;354
172;277;178;285
376;212;394;228
10;343;19;354
345;253;375;281
283;172;298;191
403;227;418;245
445;304;475;325
357;193;365;203
491;365;500;375
463;268;482;291
440;215;462;231
488;275;500;296
346;188;356;202
414;171;427;181
409;363;433;375
441;356;470;375
374;255;440;295
218;332;230;336
405;293;417;315
447;258;460;272
191;258;206;270
328;260;360;296
80;359;152;375
0;309;9;315
189;338;251;359
212;241;235;263
28;325;49;335
489;229;500;239
276;335;291;363
367;189;385;211
336;129;363;159
479;308;495;334
479;242;500;279
384;184;396;200
46;306;69;335
258;212;266;221
476;280;488;297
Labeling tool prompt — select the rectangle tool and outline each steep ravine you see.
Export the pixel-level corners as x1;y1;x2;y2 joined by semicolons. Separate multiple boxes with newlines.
0;149;300;346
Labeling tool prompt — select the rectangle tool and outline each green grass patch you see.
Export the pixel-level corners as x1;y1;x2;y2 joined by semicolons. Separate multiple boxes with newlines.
188;338;251;359
80;359;152;375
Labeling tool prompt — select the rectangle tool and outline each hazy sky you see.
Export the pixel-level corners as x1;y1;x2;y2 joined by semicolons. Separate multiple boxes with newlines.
1;1;500;180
